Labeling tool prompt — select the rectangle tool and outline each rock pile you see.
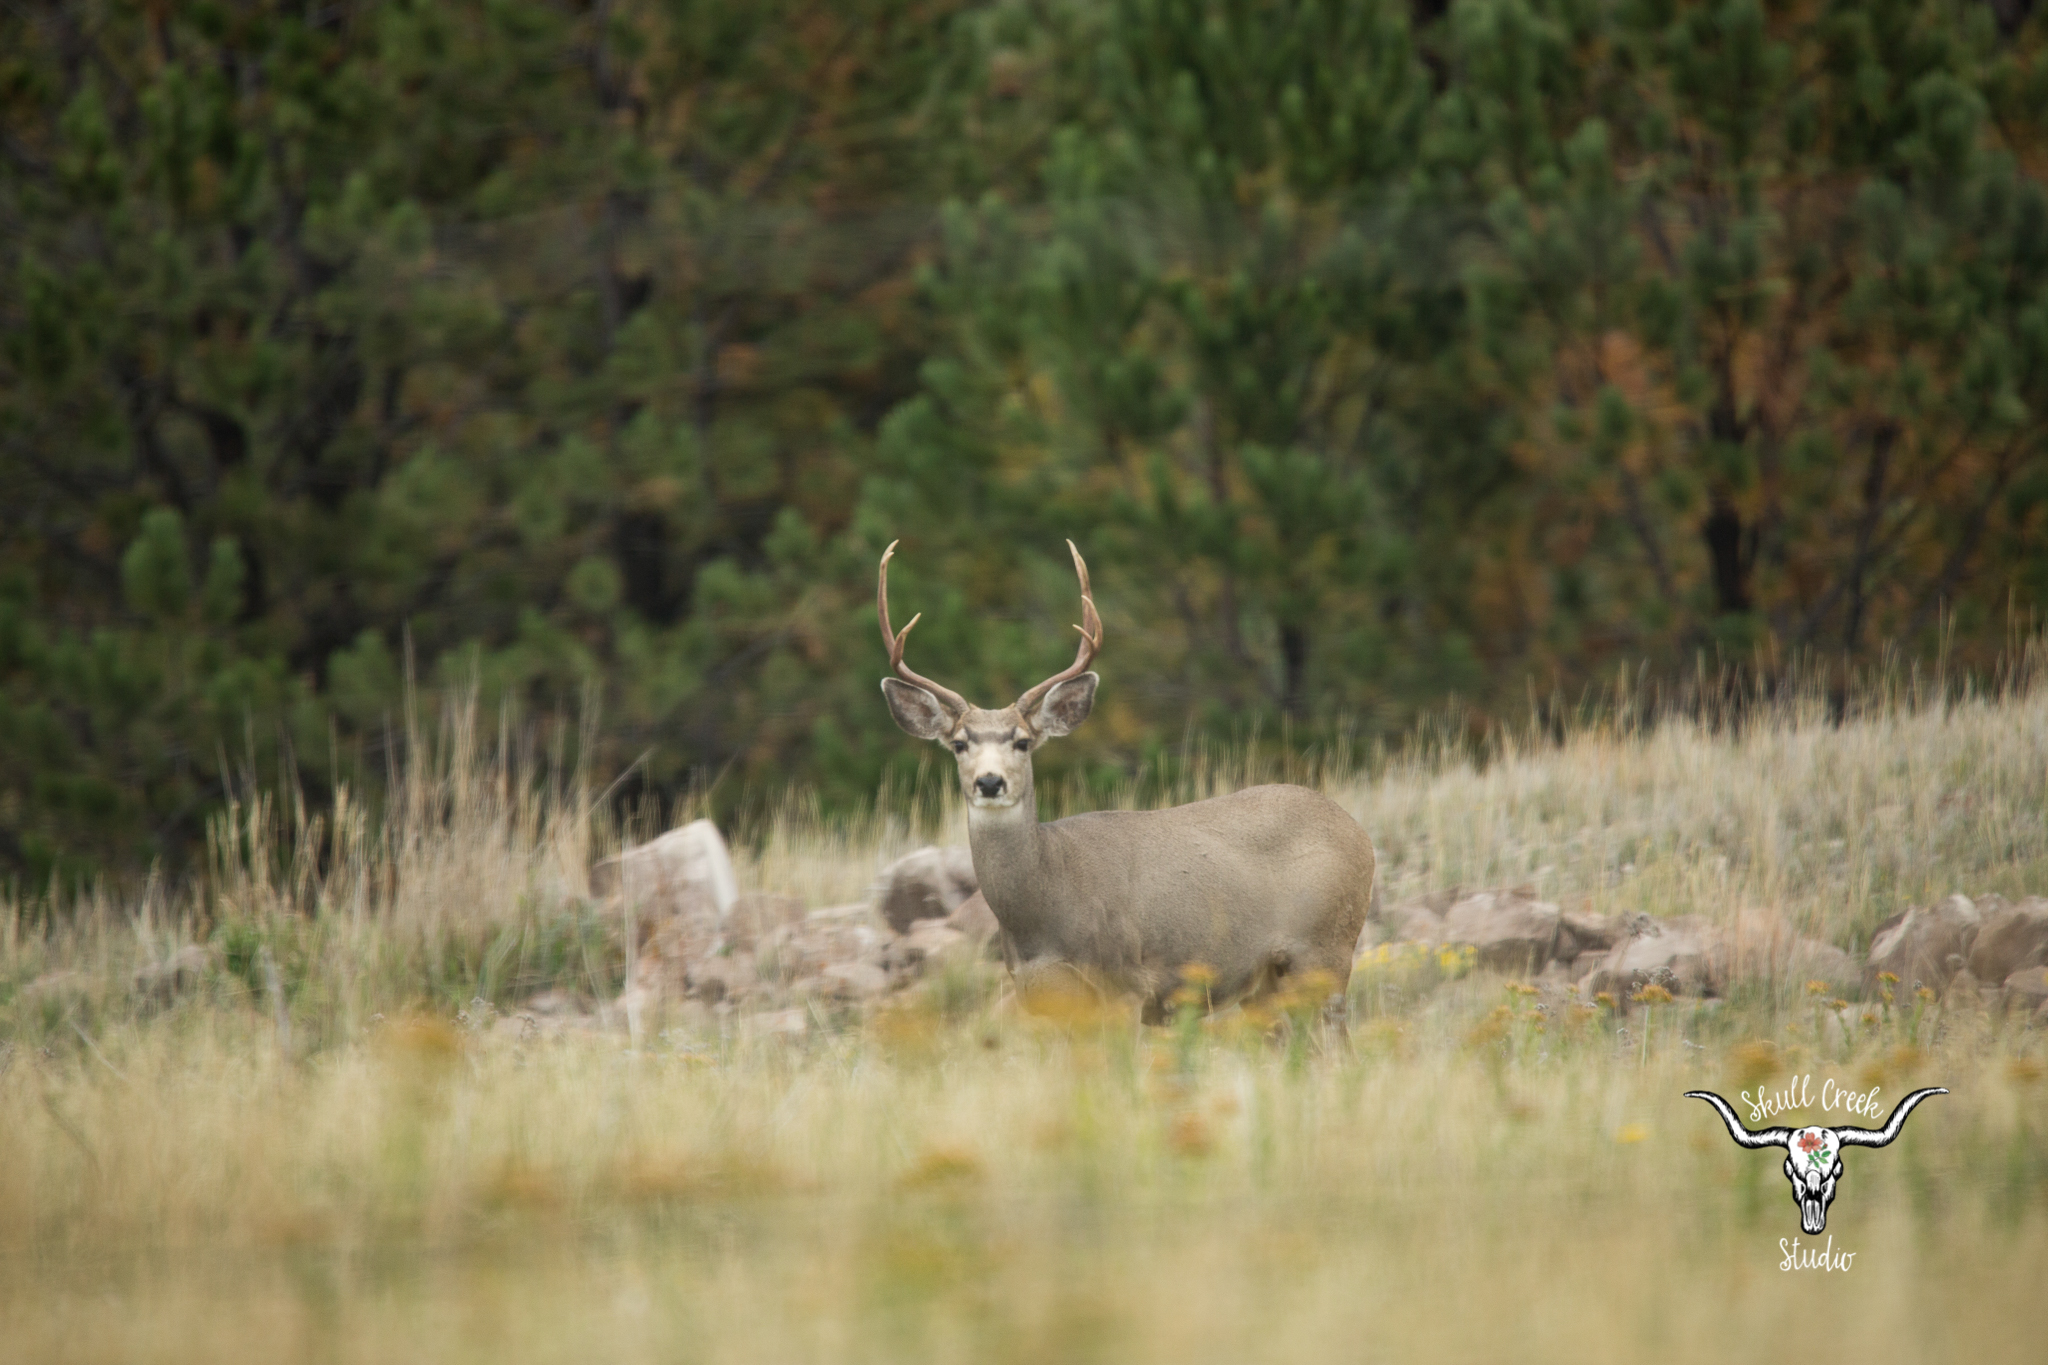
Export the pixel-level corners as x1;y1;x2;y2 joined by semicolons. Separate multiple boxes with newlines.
1365;889;1862;1010
1367;886;2048;1021
1866;892;2048;1021
603;834;1000;1035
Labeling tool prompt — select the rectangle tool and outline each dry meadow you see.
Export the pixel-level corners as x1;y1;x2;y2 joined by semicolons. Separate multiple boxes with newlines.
4;667;2047;1363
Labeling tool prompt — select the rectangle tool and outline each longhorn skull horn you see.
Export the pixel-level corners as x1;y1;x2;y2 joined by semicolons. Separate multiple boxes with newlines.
1683;1091;1795;1149
1833;1087;1947;1147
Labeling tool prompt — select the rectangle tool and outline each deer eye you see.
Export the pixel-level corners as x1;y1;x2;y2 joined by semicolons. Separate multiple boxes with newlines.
1012;739;1031;752
951;740;968;754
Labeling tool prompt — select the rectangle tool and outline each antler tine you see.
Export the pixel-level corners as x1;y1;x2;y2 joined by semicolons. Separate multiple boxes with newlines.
877;541;970;716
1070;538;1101;654
1017;539;1103;716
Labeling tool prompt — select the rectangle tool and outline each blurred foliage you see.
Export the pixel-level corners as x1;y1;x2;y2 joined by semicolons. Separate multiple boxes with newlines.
3;0;2047;881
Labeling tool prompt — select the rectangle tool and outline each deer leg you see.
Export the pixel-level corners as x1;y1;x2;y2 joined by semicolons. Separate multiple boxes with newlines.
1319;990;1352;1050
1237;948;1291;1009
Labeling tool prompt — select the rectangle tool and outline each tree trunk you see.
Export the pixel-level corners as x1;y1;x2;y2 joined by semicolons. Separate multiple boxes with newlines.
1701;501;1751;615
1279;621;1309;719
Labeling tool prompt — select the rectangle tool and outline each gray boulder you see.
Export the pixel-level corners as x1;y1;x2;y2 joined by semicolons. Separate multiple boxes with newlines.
944;890;1002;949
1777;939;1860;996
1558;909;1623;958
1711;908;1858;994
755;904;894;985
724;891;807;951
888;920;974;976
591;818;738;920
1441;890;1563;972
1581;916;1717;1002
594;819;741;993
874;845;979;933
2000;965;2048;1020
1866;894;1982;993
1378;901;1447;947
684;951;759;1005
1967;897;2048;988
819;959;893;1001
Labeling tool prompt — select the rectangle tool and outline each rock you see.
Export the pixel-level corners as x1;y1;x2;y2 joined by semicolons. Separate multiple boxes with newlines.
1781;940;1860;996
685;951;759;1005
1441;890;1562;972
890;920;972;976
132;944;212;1004
2001;966;2048;1018
946;890;1001;948
1558;909;1623;957
1944;968;1994;1008
1967;897;2048;987
820;960;892;1001
1357;888;1464;951
874;845;978;933
1709;908;1858;993
628;903;775;1011
632;915;703;998
1381;902;1446;947
591;819;739;929
596;823;742;1034
1866;894;1983;993
1582;916;1718;1003
754;904;894;985
724;892;806;951
603;862;802;1025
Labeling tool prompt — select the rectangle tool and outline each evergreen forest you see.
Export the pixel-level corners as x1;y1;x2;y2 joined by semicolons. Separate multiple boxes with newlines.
4;0;2047;882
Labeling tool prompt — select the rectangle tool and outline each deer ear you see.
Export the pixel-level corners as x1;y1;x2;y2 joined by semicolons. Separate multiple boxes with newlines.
882;678;956;740
1026;672;1096;737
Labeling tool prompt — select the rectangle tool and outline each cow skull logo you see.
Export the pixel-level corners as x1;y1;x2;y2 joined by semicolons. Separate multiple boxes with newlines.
1684;1087;1946;1233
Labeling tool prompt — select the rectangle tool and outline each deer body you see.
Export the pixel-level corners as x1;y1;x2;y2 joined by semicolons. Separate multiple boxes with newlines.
969;782;1375;1017
877;543;1376;1021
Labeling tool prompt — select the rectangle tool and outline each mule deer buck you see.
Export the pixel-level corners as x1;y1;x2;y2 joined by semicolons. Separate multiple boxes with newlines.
877;540;1376;1025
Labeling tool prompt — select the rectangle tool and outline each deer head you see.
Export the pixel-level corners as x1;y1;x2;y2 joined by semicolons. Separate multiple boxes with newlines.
877;540;1102;812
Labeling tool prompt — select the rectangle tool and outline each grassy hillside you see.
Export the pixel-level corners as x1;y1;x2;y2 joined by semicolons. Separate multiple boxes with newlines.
2;662;2046;1362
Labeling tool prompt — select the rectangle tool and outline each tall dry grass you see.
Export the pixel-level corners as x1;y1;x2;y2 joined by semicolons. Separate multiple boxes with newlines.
2;658;2047;1362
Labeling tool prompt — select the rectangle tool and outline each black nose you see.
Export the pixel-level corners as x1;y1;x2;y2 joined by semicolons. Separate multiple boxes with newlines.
975;775;1006;798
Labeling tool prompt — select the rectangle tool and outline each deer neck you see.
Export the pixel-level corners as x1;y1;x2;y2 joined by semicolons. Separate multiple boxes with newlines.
964;796;1049;929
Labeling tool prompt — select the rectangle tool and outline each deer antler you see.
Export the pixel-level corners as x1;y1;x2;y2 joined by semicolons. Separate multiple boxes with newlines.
877;541;971;717
1015;540;1103;717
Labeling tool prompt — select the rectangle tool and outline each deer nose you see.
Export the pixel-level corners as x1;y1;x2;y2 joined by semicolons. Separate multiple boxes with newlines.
975;774;1006;799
